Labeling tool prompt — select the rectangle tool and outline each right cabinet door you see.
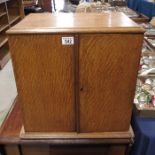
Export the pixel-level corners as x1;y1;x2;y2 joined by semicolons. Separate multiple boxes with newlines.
79;34;143;132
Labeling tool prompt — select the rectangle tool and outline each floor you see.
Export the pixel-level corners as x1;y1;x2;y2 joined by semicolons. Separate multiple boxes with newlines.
0;60;17;126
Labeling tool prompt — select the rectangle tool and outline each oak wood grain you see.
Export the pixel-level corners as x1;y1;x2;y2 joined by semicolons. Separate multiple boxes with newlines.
8;34;75;132
7;13;144;134
79;34;143;132
7;13;145;34
0;100;133;145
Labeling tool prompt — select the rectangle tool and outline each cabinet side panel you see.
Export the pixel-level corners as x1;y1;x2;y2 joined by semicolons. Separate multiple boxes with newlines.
79;34;143;132
8;34;75;132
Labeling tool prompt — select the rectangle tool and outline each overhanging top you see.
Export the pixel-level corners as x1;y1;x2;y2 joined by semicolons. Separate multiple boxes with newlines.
7;13;145;34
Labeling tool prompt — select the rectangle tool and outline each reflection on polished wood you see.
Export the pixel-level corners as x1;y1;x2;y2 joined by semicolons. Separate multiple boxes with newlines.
7;12;145;34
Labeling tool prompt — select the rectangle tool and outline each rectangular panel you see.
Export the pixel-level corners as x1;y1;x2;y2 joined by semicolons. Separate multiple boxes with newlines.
9;34;75;132
21;145;126;155
50;146;107;155
5;145;20;155
50;145;126;155
79;34;143;132
22;145;50;155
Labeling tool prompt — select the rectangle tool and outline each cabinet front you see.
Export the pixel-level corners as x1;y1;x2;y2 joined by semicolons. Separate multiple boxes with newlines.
9;34;76;132
79;34;143;132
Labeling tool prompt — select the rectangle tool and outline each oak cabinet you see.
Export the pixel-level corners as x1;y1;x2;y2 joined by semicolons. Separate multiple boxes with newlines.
7;13;144;135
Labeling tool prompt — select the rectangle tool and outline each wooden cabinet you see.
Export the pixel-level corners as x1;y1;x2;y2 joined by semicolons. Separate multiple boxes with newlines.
7;13;144;135
0;0;24;69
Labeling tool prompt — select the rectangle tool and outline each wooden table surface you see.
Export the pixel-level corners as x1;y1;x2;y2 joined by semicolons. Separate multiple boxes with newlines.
0;98;134;145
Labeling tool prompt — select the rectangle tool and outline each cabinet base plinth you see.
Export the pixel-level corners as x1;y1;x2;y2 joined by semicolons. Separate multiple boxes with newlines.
20;126;134;140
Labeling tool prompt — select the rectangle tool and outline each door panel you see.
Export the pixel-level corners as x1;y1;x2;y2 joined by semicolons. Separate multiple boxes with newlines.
79;34;143;132
9;34;75;132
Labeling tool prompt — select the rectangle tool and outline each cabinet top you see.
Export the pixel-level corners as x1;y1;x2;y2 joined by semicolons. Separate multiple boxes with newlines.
7;13;144;34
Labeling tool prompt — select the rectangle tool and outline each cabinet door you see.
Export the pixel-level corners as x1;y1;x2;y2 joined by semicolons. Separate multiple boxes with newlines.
9;34;75;132
79;34;143;132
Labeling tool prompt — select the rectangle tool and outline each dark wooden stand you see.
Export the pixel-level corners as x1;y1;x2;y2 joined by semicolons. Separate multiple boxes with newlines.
0;99;134;155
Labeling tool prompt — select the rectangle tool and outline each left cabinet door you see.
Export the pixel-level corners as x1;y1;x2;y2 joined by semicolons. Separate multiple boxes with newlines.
9;34;76;132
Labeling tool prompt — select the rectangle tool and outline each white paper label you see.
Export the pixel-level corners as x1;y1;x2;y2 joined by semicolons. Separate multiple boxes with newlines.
62;37;74;45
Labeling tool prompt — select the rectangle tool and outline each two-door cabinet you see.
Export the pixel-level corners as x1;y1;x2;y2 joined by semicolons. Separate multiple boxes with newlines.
7;13;144;136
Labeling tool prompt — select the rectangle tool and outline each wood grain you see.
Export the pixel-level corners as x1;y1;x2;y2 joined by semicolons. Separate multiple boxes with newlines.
48;145;126;155
7;13;144;134
7;13;145;34
20;126;133;139
20;145;127;155
0;0;24;70
5;145;20;155
79;33;143;132
0;98;22;138
0;100;134;145
8;34;75;132
21;145;50;155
